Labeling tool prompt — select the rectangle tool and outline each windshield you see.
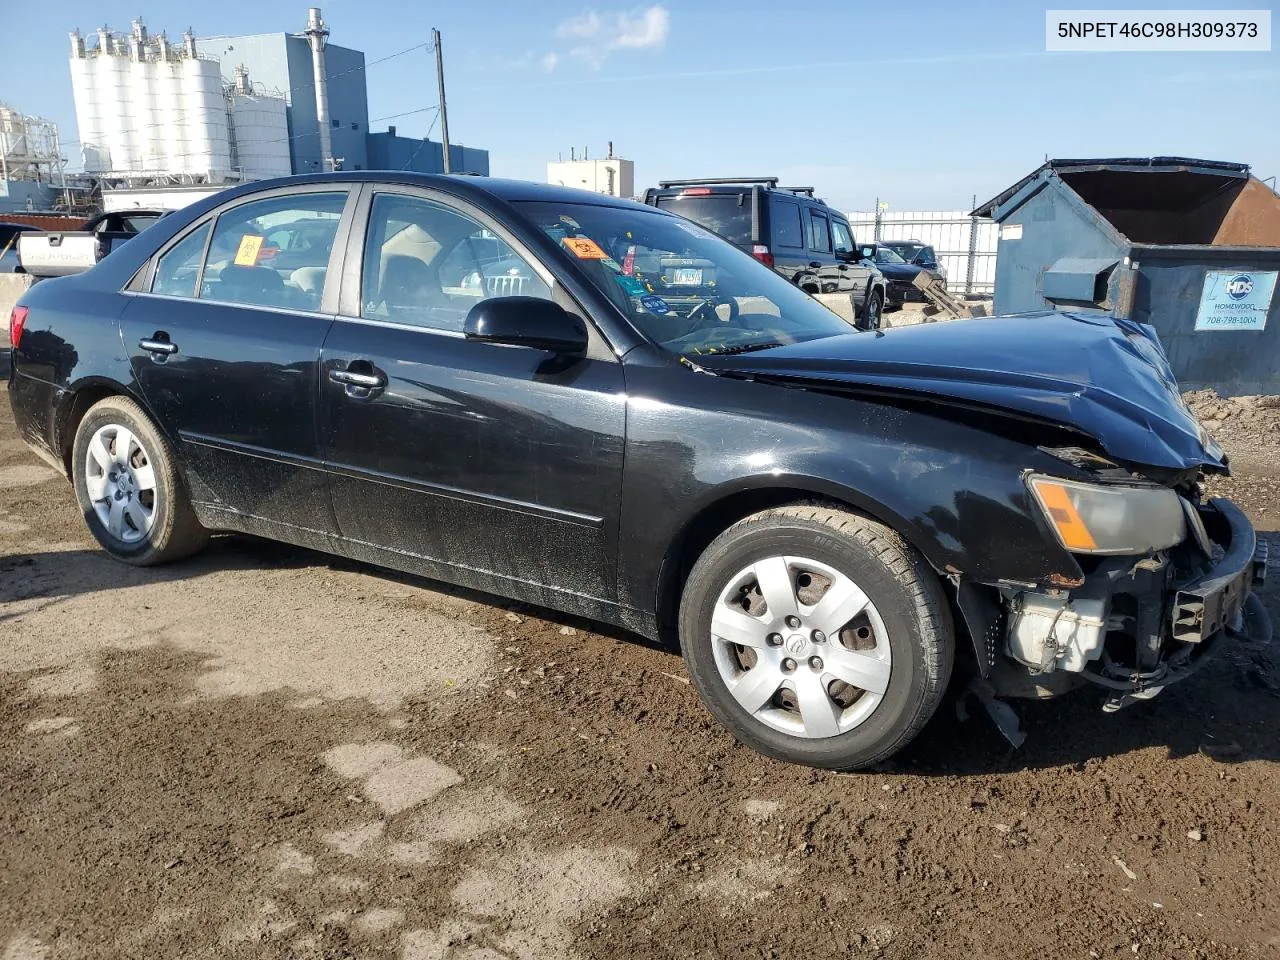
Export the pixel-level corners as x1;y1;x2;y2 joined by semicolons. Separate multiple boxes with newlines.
874;246;907;264
651;193;752;245
885;241;923;261
517;201;859;356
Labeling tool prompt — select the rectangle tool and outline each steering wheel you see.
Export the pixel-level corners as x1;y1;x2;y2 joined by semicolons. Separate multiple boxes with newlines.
683;295;741;330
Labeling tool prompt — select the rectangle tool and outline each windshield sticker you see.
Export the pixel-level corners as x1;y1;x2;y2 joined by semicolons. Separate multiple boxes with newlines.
640;294;671;315
562;236;608;260
234;234;265;266
559;214;581;229
615;275;646;297
601;257;622;271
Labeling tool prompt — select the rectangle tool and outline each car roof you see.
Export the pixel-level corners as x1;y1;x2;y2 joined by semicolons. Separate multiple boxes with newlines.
226;172;646;211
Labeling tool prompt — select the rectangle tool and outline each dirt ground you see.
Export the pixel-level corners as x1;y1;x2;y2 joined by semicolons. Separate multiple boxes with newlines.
1;389;1277;960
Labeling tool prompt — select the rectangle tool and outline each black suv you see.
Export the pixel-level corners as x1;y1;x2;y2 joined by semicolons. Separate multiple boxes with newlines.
643;178;886;329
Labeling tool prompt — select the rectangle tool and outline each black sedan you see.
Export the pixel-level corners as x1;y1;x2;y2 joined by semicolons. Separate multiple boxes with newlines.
861;242;927;309
6;173;1268;770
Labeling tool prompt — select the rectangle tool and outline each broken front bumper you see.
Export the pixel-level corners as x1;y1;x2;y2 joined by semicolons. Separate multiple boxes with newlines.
997;497;1270;703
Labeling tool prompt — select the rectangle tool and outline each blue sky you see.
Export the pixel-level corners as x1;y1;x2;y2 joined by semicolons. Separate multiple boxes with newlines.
3;0;1277;212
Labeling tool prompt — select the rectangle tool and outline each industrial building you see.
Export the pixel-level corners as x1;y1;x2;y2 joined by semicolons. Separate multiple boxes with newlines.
0;105;66;214
547;145;634;198
66;7;488;210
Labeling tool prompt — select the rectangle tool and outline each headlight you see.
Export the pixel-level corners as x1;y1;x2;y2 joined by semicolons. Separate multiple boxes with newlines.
1027;474;1187;555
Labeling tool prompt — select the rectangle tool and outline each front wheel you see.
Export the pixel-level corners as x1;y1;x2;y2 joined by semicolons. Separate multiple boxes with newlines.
71;396;209;566
679;504;952;770
860;289;883;331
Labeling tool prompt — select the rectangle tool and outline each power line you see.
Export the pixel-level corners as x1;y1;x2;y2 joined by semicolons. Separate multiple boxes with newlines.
58;37;434;148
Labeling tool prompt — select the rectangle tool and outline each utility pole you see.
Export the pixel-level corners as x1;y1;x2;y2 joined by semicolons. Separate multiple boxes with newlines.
433;28;451;173
306;7;333;172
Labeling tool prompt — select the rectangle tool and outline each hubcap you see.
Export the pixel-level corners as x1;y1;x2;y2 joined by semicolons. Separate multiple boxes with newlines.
710;555;892;739
84;423;159;544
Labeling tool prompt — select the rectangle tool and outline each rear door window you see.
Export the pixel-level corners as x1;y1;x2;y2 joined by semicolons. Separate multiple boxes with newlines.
807;210;831;253
201;192;346;311
772;200;804;249
653;193;752;245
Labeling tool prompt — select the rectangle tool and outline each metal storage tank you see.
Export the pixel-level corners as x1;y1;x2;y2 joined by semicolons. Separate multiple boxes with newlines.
228;88;291;181
180;55;232;177
67;47;106;171
974;157;1280;396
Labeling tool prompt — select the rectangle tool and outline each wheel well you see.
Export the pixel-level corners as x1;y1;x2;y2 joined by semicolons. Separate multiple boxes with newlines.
57;385;126;475
654;488;877;647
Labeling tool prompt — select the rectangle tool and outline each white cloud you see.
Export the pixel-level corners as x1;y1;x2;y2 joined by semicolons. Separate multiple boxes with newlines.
555;5;669;69
540;51;560;73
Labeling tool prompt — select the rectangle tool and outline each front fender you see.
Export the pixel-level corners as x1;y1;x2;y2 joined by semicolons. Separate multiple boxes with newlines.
616;353;1087;614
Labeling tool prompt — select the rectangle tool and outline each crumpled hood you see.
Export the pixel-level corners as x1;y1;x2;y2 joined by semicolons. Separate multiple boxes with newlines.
698;310;1225;472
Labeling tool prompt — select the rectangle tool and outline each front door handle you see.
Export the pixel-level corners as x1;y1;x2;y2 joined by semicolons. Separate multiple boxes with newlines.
138;336;178;357
329;369;385;389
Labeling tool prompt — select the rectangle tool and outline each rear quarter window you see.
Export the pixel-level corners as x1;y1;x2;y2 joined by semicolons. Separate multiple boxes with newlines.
771;200;804;248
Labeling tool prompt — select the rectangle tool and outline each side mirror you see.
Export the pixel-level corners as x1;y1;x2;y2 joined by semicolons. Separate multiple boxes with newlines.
464;296;588;354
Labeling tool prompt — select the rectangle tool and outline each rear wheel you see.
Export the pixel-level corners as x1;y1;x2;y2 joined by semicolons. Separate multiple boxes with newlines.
679;504;952;770
71;396;208;566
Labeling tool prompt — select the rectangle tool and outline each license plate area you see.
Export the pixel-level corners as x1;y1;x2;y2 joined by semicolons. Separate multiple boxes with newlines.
670;267;703;286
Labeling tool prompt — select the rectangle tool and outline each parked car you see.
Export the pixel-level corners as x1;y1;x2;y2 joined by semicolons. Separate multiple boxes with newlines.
7;173;1267;770
859;241;927;310
880;239;947;288
17;209;167;278
0;222;39;273
643;178;886;330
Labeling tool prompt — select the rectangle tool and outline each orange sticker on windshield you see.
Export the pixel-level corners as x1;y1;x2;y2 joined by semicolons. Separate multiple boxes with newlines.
562;236;608;260
234;234;265;266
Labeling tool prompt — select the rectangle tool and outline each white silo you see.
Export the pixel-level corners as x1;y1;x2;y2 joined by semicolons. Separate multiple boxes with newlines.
101;45;137;172
228;71;291;181
179;55;232;178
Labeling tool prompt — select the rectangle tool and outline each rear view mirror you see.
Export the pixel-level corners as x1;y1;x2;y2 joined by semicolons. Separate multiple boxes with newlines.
464;296;588;354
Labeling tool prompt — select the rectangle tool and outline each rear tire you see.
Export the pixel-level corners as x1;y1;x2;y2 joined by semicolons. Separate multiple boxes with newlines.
679;504;952;770
71;396;208;566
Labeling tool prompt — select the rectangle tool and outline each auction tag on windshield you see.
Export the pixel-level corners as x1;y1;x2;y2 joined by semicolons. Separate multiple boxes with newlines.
562;236;608;260
234;234;265;266
640;294;671;315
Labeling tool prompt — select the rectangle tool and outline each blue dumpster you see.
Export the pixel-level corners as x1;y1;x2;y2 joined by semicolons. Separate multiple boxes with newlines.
974;157;1280;396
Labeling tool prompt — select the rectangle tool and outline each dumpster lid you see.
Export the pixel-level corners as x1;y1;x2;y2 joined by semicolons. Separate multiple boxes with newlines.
972;157;1249;218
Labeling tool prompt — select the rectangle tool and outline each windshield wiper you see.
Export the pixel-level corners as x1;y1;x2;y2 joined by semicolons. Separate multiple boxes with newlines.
692;341;786;357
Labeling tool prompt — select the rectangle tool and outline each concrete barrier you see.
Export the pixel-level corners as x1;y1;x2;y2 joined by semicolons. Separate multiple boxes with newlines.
0;273;35;380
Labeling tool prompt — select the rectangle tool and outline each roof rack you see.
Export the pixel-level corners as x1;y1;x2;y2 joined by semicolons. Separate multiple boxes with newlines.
657;177;779;189
781;186;815;197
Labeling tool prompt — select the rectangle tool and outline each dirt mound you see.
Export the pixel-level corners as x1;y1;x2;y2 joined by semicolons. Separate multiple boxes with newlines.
1183;390;1280;442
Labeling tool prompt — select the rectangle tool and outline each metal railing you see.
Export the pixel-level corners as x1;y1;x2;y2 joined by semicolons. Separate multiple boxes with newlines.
848;205;998;297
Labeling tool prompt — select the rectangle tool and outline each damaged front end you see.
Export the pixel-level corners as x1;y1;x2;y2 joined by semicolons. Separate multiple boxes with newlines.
980;470;1269;720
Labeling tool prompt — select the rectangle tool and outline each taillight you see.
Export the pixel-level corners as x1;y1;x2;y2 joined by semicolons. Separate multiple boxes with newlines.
9;305;28;349
750;244;774;268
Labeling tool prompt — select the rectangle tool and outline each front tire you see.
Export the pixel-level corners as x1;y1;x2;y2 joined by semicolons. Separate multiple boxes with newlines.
679;504;952;770
71;396;208;566
860;289;883;331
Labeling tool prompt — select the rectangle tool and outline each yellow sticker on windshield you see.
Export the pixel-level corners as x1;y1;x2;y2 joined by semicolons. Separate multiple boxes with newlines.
562;236;608;260
234;234;265;266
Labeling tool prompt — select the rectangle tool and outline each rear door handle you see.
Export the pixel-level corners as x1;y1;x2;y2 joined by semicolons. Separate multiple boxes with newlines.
329;369;385;389
138;337;178;356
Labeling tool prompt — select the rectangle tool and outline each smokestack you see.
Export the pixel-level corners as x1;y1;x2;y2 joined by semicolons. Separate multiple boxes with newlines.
607;140;613;159
305;7;333;171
